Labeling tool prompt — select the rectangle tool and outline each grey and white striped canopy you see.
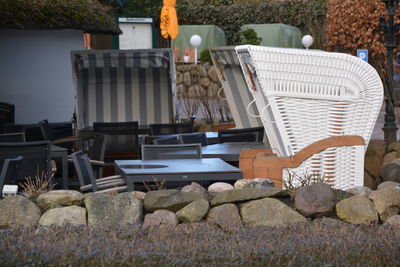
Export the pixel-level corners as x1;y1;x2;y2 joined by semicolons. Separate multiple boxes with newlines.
210;47;262;129
71;49;176;129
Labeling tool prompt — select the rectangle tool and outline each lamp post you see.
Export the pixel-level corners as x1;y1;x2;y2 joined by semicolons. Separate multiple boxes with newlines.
380;0;399;145
190;35;202;64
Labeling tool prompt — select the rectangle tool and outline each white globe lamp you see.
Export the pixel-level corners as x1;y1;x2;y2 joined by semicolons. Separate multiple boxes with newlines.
301;35;313;49
190;35;202;64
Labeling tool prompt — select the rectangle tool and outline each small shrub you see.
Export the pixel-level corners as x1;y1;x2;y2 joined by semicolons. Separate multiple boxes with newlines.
283;169;330;198
19;169;55;200
239;28;262;45
200;49;212;64
143;176;165;191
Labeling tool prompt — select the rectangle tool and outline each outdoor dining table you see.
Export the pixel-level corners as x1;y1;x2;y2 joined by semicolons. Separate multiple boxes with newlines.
50;144;68;189
115;158;242;191
145;131;219;145
201;142;268;162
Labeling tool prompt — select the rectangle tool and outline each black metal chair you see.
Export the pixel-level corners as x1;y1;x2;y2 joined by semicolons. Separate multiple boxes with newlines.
0;102;15;133
0;141;52;184
70;151;127;193
153;136;180;145
176;122;195;134
0;132;25;142
149;122;194;135
5;123;44;142
93;121;140;159
141;144;202;160
217;126;265;143
0;155;23;195
179;132;208;146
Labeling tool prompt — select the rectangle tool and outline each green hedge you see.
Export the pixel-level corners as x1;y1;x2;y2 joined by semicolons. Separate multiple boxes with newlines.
176;1;327;46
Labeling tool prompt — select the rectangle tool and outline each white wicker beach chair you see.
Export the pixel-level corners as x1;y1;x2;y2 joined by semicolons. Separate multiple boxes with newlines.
235;45;383;189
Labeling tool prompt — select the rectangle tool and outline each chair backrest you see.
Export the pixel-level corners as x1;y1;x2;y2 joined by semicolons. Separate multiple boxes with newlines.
4;123;26;134
179;133;208;146
150;123;177;135
89;133;108;162
93;121;139;155
70;151;97;191
0;133;25;143
39;119;54;141
0;156;23;194
153;136;180;145
235;45;384;189
218;126;264;143
141;144;202;160
0;102;15;133
0;141;52;183
176;122;194;133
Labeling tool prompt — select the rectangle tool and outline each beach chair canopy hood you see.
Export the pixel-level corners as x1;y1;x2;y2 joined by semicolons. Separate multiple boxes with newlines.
71;49;176;129
210;47;263;129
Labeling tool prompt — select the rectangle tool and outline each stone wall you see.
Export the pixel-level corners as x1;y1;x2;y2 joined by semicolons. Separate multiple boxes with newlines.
176;62;232;123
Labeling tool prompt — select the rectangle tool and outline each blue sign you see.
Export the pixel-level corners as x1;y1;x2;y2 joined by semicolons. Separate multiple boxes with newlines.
357;50;368;62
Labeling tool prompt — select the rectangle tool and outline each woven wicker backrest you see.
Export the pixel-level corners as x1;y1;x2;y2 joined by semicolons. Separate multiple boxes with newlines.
235;45;383;189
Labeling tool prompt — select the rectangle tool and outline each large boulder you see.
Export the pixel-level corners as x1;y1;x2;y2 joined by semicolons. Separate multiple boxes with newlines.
346;186;372;197
382;151;397;167
234;178;275;189
365;140;386;178
176;199;209;223
294;183;336;217
335;196;378;224
208;182;234;193
36;190;84;210
211;187;288;206
377;181;400;190
208;66;218;82
385;215;400;227
368;187;400;222
84;192;143;226
0;196;41;228
181;182;207;194
364;171;378;190
142;210;179;229
240;197;307;226
380;163;400;183
38;205;86;226
144;190;205;212
206;203;243;230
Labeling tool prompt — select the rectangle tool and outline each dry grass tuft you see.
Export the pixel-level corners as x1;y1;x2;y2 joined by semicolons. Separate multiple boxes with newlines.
19;169;55;200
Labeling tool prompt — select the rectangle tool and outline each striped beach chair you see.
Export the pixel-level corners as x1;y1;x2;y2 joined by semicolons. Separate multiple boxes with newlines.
71;49;176;130
235;45;383;189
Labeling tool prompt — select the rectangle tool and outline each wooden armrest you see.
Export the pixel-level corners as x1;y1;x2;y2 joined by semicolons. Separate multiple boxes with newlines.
52;136;79;145
90;160;105;166
239;148;275;179
250;136;365;188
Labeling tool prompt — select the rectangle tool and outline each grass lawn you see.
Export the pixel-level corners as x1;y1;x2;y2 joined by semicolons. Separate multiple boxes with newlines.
1;218;399;266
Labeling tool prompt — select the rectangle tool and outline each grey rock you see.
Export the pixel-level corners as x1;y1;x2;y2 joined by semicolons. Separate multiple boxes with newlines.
380;163;400;183
36;190;84;210
0;195;41;228
39;205;86;226
142;210;179;229
176;71;183;84
365;140;386;178
210;187;288;206
84;192;143;226
206;203;243;230
364;171;379;190
385;215;400;227
377;181;400;190
294;183;336;217
346;186;372;197
203;62;211;70
234;178;275;189
335;196;378;224
181;182;207;194
200;77;210;87
208;66;218;82
240;197;307;226
208;182;234;193
382;151;397;167
183;71;191;87
368;187;400;222
144;190;205;212
176;199;209;223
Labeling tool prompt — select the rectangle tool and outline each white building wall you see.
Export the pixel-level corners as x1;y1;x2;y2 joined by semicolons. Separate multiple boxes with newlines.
0;29;83;123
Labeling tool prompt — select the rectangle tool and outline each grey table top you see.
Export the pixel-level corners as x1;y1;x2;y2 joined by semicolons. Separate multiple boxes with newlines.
115;158;241;176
